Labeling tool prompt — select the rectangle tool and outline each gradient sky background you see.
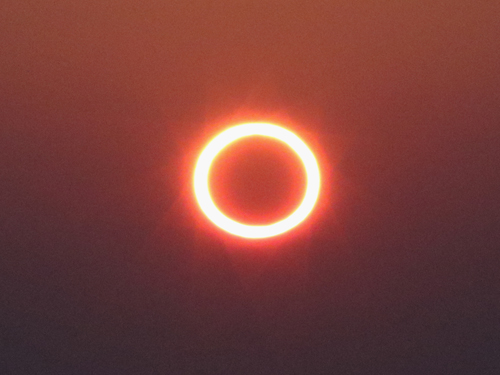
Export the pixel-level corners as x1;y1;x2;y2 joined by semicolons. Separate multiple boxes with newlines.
1;1;500;374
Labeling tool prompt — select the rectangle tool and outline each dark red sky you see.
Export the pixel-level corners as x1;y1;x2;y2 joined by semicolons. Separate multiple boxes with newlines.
1;1;499;374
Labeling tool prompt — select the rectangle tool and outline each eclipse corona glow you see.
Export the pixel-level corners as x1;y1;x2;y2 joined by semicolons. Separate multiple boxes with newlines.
194;123;321;239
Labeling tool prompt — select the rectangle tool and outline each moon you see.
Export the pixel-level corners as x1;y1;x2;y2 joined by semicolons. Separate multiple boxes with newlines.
194;122;321;239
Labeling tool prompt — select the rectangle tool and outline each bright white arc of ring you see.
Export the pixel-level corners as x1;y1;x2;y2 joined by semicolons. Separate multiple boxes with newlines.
194;123;321;239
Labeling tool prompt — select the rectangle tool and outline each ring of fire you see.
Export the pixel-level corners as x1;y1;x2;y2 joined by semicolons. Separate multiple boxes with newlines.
194;122;321;239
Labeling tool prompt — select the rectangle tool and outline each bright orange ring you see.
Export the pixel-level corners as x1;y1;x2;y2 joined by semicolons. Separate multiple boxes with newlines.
194;123;321;239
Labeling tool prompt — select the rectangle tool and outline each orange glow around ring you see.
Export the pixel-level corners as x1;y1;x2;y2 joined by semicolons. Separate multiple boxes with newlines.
194;122;321;239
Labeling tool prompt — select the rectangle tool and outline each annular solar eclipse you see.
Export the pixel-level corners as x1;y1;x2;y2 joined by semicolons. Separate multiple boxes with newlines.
194;122;321;239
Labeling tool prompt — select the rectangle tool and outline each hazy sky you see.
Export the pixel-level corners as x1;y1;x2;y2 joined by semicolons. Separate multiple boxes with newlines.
1;1;499;373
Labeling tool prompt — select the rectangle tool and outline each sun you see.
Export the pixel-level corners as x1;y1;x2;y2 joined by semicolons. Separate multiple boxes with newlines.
194;122;321;239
